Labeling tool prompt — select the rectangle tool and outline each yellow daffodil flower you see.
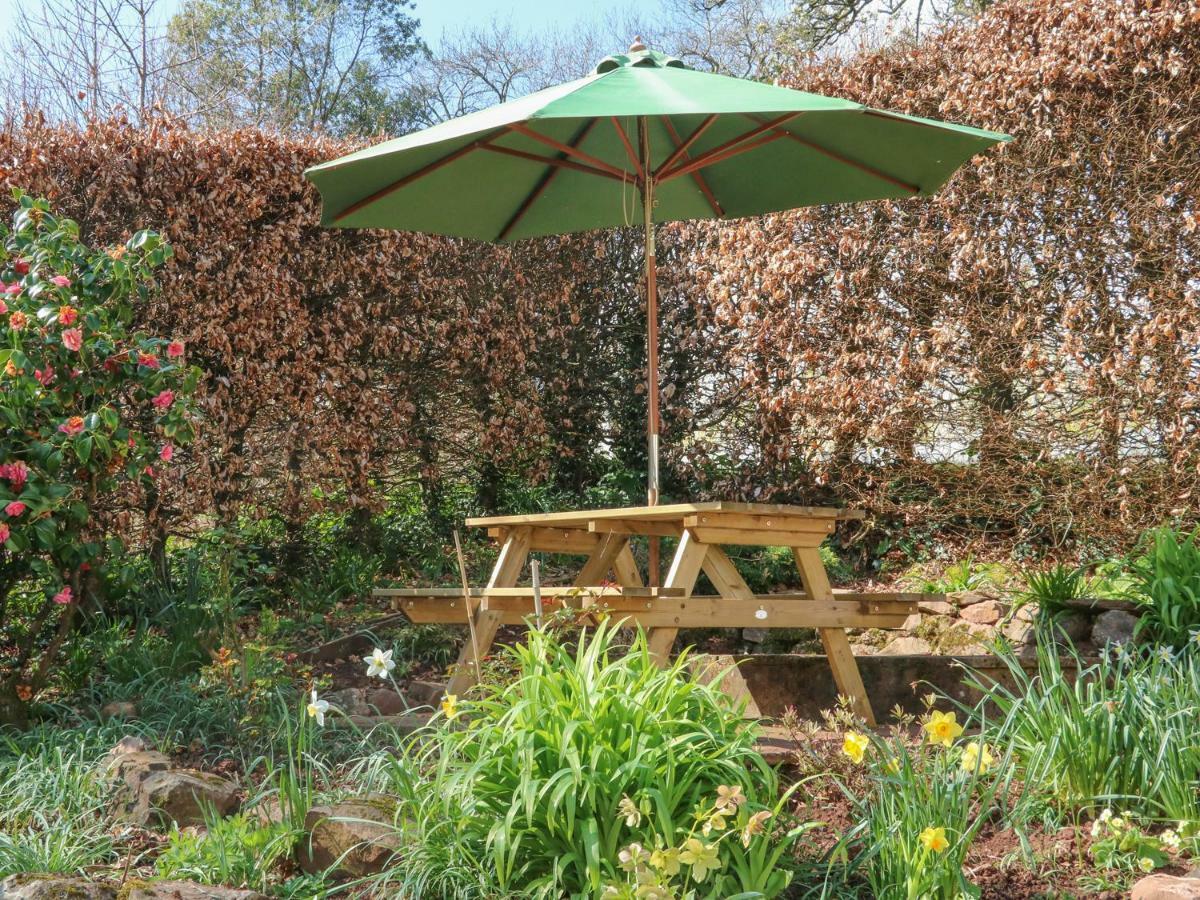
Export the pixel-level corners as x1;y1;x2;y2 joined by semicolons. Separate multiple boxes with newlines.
923;710;964;747
961;741;994;774
441;693;458;720
842;731;870;764
919;826;950;853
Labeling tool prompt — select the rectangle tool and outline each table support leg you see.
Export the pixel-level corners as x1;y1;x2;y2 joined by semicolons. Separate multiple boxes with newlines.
573;533;629;586
446;527;531;697
792;548;876;726
694;545;762;718
646;530;706;663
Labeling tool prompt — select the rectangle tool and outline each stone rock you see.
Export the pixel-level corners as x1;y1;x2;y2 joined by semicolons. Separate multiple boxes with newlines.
100;701;137;720
1131;874;1200;899
1002;620;1036;644
959;600;1006;625
324;688;370;717
1015;603;1039;622
848;643;876;656
106;749;172;790
121;883;267;900
405;680;445;708
1092;609;1139;646
1044;611;1093;645
741;627;768;644
951;589;995;607
877;636;932;656
0;875;116;899
110;735;147;755
299;796;402;879
901;613;923;630
917;599;955;616
140;771;240;827
365;688;407;716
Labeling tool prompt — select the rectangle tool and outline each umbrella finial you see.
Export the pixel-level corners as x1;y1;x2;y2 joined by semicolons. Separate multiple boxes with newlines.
629;36;647;52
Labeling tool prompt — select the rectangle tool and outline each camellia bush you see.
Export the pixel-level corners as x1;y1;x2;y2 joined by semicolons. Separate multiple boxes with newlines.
0;191;199;724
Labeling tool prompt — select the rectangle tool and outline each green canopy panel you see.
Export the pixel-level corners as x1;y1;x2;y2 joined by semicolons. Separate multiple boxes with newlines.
305;49;1009;241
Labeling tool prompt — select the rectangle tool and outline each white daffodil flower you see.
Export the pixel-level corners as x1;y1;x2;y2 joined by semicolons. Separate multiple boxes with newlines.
365;647;396;679
306;689;329;726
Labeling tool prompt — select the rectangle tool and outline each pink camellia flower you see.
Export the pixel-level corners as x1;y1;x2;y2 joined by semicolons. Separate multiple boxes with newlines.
12;259;29;276
50;275;71;288
9;311;27;330
0;461;29;488
138;352;160;369
166;341;185;359
34;366;54;386
0;523;9;543
144;465;156;478
159;443;174;462
152;390;174;410
0;300;6;315
58;305;77;326
5;501;26;517
58;416;85;437
62;328;82;352
52;586;72;605
4;283;20;294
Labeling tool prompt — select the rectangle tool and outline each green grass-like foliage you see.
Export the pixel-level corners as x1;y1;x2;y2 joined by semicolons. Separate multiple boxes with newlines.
967;640;1200;822
1131;526;1200;648
371;622;794;898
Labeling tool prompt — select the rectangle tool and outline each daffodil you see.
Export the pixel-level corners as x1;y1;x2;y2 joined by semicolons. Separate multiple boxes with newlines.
741;809;772;847
679;838;721;882
923;710;964;747
919;826;949;853
842;731;870;764
441;693;458;720
306;690;329;726
885;757;902;775
961;741;994;774
649;847;680;876
365;647;395;679
618;795;642;828
715;784;744;810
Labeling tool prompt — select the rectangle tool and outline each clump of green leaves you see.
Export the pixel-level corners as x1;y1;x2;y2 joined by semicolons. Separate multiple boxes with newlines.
364;621;805;898
1130;526;1200;648
155;810;295;890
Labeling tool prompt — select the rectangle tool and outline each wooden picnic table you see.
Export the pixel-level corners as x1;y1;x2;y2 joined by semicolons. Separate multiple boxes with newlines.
376;502;924;725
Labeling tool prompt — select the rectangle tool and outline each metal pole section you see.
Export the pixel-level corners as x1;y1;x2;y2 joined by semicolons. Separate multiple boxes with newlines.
639;116;661;585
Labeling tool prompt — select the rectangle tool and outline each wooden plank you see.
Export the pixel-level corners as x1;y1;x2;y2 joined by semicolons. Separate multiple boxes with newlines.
377;586;686;599
684;513;836;534
446;527;530;696
396;597;530;625
588;519;683;538
647;530;707;662
687;526;827;548
612;544;643;587
793;546;876;726
701;545;754;600
465;501;864;529
487;527;599;554
574;533;629;586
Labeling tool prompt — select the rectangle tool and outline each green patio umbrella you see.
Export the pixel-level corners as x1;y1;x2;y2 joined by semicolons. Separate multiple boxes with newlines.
306;38;1009;512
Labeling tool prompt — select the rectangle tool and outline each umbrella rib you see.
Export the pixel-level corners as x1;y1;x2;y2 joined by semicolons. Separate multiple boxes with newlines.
661;117;723;218
610;118;643;181
745;113;921;195
497;119;598;242
332;127;511;223
653;114;716;178
508;122;632;181
656;112;800;182
481;144;627;182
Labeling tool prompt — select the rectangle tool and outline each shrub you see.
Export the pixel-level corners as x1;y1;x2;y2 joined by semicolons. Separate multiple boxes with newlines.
366;622;804;898
966;641;1200;822
1129;526;1200;648
0;191;199;723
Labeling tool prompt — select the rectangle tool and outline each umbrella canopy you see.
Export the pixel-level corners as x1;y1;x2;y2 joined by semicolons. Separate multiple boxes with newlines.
306;46;1008;240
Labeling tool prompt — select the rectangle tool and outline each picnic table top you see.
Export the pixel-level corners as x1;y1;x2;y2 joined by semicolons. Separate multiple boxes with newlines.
465;501;865;529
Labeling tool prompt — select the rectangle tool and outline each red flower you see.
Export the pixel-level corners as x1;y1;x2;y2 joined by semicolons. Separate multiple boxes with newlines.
62;328;82;351
5;501;26;517
0;300;6;315
58;416;85;436
138;352;160;369
104;358;121;373
0;523;9;542
160;443;174;462
152;390;174;409
4;283;20;295
58;305;77;326
12;258;28;275
34;366;54;387
52;586;72;605
0;461;29;488
50;275;70;287
15;684;32;701
9;311;27;330
167;341;185;359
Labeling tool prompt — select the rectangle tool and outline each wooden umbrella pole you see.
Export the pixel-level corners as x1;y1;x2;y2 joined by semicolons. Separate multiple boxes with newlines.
640;116;661;587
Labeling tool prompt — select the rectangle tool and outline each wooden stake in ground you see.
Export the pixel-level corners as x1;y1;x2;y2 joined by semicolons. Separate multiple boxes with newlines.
453;529;483;684
531;558;544;628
